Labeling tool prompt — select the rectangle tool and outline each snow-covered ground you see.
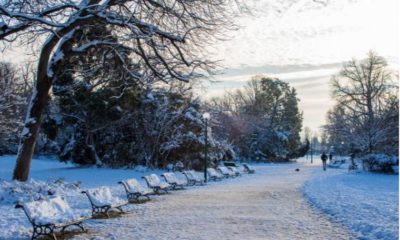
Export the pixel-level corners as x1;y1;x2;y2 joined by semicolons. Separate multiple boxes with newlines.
0;155;398;239
303;163;399;239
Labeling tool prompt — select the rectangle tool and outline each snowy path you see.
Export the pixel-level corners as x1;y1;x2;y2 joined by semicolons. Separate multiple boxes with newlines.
73;164;351;240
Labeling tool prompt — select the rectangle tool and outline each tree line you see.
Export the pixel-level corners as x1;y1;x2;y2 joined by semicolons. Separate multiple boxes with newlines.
0;58;305;168
0;1;308;181
3;1;394;180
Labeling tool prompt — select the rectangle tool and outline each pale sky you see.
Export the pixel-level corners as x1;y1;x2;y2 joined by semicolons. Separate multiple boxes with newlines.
203;0;399;134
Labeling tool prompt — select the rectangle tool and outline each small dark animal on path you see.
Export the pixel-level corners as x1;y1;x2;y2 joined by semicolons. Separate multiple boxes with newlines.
295;168;300;172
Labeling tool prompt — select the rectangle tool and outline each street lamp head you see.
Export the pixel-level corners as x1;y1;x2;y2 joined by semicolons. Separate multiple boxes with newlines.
202;112;210;120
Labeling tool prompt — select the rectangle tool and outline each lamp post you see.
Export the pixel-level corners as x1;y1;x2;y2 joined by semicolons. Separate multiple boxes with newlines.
341;141;344;155
350;143;355;166
310;139;313;164
202;112;210;183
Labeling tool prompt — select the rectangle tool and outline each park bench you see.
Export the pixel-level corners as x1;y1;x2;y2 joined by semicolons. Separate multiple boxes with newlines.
348;162;358;172
142;174;171;194
161;172;187;190
16;196;90;240
243;163;255;174
328;159;343;168
182;170;205;186
82;186;128;217
217;166;236;178
223;161;238;167
228;166;241;176
118;178;154;202
207;168;224;181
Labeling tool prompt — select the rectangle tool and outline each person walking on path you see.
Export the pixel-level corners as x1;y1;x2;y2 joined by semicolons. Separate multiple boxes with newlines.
329;153;333;163
321;152;328;171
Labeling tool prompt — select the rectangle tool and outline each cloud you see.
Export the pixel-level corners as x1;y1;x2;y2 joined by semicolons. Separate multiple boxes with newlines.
201;0;399;133
209;0;399;68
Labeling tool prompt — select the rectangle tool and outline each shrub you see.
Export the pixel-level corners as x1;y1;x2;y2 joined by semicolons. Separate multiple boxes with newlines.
360;154;399;173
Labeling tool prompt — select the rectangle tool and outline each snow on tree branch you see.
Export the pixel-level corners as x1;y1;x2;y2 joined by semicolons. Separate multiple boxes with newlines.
2;0;240;181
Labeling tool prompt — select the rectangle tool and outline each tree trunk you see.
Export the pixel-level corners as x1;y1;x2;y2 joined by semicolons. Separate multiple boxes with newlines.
13;37;57;181
366;90;374;154
86;132;98;165
11;3;101;181
12;83;52;180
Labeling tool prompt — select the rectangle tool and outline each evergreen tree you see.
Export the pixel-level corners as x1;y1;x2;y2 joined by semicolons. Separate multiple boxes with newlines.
44;27;232;168
282;88;303;158
46;24;142;165
210;76;303;162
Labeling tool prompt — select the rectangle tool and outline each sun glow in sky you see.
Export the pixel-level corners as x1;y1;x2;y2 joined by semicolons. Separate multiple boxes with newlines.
204;0;399;134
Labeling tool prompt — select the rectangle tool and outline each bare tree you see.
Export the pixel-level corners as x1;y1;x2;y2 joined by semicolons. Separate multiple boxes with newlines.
0;62;33;153
303;127;311;142
0;0;238;181
328;51;397;154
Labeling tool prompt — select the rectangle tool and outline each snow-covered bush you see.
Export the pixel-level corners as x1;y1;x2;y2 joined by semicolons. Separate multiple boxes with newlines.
360;154;399;173
0;178;80;204
129;89;234;170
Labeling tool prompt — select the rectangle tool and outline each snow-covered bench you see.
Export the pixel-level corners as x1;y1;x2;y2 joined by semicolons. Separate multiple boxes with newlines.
142;174;171;194
207;168;224;181
348;162;358;172
228;166;242;176
82;186;128;217
243;163;255;174
328;160;343;168
182;170;205;186
16;196;90;240
118;178;154;202
217;166;236;178
161;172;187;190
